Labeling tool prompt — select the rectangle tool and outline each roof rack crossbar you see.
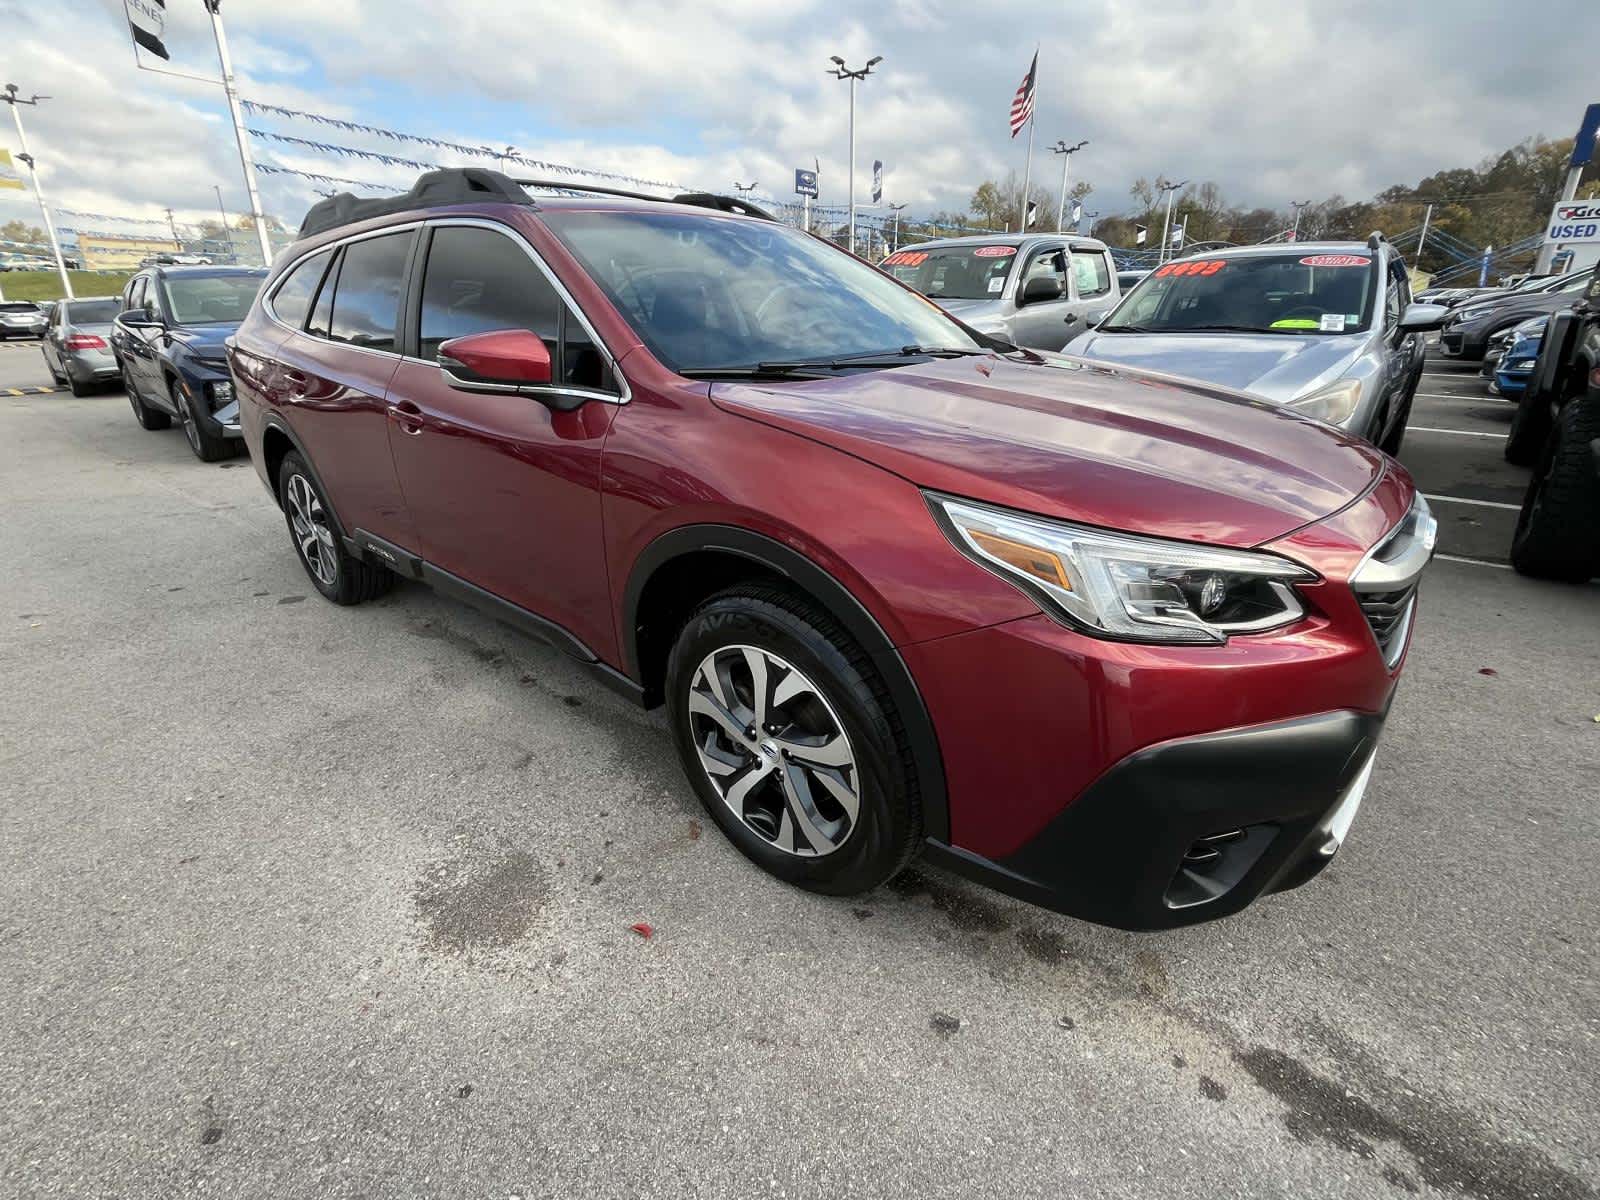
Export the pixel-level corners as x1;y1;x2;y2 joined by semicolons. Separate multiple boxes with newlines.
514;177;777;222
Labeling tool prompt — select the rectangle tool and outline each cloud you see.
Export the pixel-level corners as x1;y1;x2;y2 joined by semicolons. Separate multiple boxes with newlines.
2;0;1595;244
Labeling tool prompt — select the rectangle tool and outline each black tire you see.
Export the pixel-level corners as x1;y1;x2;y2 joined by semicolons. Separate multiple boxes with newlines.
277;451;395;605
665;585;922;897
1505;385;1556;466
68;375;91;397
126;377;171;430
1378;389;1413;457
172;379;232;462
1510;397;1600;582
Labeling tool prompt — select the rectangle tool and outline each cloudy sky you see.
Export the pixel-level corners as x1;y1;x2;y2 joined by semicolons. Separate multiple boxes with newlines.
1;0;1596;240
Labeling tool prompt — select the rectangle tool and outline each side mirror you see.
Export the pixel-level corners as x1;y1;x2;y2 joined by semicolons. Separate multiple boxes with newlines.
1399;302;1448;332
118;306;159;329
1084;308;1110;329
439;329;562;394
1020;276;1064;306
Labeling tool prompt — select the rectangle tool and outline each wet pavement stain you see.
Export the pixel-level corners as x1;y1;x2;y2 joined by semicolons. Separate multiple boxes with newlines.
277;595;305;605
889;868;1012;933
415;850;546;956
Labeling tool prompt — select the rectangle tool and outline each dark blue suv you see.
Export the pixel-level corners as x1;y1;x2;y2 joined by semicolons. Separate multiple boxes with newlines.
111;265;267;461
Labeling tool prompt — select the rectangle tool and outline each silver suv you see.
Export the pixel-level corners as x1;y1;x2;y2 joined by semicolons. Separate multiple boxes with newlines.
881;233;1121;352
1064;238;1446;454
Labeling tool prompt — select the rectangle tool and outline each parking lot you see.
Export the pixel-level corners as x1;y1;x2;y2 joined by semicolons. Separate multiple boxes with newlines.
2;336;1597;1199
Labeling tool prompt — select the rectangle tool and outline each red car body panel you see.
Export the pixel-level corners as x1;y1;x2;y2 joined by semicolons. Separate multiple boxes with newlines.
232;191;1427;929
708;356;1388;549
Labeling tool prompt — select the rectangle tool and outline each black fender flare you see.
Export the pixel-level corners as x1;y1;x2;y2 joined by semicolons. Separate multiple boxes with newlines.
622;524;950;843
258;415;351;539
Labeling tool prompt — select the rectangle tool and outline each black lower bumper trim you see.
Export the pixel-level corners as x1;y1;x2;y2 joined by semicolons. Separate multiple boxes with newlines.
923;707;1388;931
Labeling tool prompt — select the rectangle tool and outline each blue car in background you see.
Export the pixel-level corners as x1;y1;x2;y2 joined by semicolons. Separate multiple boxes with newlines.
109;265;267;462
1485;316;1547;399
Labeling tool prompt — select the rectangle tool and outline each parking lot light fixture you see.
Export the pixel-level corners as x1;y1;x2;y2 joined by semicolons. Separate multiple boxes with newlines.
1050;140;1088;232
1157;177;1188;264
828;55;882;256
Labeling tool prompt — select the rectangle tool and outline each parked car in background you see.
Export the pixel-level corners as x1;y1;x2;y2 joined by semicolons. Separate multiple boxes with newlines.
0;299;47;338
110;264;267;461
230;168;1433;930
40;296;123;396
1117;268;1150;292
1438;270;1591;361
1508;259;1600;581
1065;239;1445;453
1481;315;1548;393
0;254;54;272
881;233;1121;351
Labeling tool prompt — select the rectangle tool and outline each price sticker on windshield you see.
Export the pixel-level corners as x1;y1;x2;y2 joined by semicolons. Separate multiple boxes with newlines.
1299;254;1370;268
883;251;928;267
973;246;1016;257
1154;259;1227;278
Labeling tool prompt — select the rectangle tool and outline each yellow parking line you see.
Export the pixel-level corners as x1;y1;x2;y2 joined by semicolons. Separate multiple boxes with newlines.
4;386;63;395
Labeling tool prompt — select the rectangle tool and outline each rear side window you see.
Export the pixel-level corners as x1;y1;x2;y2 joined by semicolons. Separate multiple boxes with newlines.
308;251;339;339
327;232;412;352
126;277;147;313
418;225;611;391
272;249;333;330
1072;250;1112;299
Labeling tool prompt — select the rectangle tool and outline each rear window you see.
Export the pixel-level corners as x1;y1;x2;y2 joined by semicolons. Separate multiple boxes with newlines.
0;302;39;313
64;300;120;323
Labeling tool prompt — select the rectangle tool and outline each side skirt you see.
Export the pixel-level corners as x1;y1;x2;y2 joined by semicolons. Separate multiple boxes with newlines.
347;528;647;707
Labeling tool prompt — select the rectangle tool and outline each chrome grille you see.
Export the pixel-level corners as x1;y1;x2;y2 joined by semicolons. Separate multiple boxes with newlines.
1357;585;1418;664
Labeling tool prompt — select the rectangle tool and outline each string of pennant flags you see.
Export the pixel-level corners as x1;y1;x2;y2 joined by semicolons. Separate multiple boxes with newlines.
239;100;683;191
55;207;169;226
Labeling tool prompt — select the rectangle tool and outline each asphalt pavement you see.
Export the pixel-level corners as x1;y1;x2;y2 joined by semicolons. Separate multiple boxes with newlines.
2;337;1597;1200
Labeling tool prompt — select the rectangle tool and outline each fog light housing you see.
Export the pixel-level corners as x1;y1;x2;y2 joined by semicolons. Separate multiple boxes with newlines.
210;379;234;408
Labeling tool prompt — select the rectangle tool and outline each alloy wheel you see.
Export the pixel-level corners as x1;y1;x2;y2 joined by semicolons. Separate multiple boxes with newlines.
687;644;859;857
286;472;338;587
178;390;201;453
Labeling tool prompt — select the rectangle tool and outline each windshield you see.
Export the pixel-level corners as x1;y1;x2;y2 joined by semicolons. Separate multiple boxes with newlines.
881;244;1018;301
544;210;980;372
159;274;264;325
65;299;120;324
1104;252;1377;335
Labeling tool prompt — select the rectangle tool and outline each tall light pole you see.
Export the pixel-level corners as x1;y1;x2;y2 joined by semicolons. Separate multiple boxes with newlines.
829;54;882;257
2;85;73;297
1290;199;1310;243
887;202;907;252
204;1;273;265
1050;139;1088;232
1157;177;1187;264
214;185;235;263
733;180;759;200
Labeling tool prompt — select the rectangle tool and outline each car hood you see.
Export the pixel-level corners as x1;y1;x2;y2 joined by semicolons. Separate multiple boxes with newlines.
1062;330;1366;404
709;354;1385;549
167;324;239;356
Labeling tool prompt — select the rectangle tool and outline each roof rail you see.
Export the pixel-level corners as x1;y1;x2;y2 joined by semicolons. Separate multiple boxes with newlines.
514;177;776;222
297;167;533;238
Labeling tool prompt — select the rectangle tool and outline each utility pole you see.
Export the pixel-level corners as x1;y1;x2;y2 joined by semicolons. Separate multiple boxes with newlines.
733;180;759;201
214;185;235;263
2;85;73;298
1049;140;1088;231
205;1;272;265
1290;199;1310;243
1157;178;1187;264
164;207;182;250
1414;202;1433;275
829;55;881;257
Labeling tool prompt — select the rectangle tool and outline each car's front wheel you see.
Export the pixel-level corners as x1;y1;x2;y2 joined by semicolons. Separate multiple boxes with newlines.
126;377;171;430
665;586;921;896
278;451;395;605
1510;397;1600;582
173;380;232;462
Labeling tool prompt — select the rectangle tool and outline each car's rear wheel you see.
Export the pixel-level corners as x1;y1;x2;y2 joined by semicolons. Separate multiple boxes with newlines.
278;451;395;605
665;586;921;896
172;379;232;462
1510;397;1600;582
126;377;171;430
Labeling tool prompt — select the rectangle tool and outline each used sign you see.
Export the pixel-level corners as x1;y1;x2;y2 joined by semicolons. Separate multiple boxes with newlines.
1545;200;1600;246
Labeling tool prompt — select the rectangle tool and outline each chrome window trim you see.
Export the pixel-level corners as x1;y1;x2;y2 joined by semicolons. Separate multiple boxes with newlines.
263;222;419;346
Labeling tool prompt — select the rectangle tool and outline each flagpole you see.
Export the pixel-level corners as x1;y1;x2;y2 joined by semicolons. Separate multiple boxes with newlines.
1019;114;1035;231
206;1;273;266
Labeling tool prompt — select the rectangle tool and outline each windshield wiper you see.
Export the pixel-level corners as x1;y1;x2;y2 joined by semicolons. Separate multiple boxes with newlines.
1095;323;1157;333
677;364;832;380
681;346;985;380
1184;324;1301;334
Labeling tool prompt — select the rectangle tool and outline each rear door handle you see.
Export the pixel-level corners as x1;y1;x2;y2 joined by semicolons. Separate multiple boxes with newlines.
388;399;424;434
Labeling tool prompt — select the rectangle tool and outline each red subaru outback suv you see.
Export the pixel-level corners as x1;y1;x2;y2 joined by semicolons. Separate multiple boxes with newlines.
230;169;1434;930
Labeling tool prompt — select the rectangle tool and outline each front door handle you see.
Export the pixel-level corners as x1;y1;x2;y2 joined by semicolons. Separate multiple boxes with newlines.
388;399;424;435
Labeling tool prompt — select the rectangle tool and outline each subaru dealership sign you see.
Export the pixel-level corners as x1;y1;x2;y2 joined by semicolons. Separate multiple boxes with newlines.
1545;200;1600;246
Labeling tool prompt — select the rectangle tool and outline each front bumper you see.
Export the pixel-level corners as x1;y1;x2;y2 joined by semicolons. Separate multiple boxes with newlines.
925;709;1385;930
178;368;243;438
1440;327;1488;359
1494;368;1533;397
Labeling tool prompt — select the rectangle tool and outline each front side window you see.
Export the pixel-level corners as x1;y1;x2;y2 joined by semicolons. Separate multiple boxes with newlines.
1072;250;1112;299
546;211;981;372
418;225;610;391
158;274;264;325
1021;248;1067;299
1105;252;1377;335
327;233;412;351
271;249;333;330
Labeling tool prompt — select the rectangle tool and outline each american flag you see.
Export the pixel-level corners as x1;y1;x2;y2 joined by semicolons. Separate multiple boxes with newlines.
1009;51;1037;138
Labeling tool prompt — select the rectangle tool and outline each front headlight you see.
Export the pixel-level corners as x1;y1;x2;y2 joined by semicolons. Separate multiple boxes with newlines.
932;494;1315;644
1286;378;1362;426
